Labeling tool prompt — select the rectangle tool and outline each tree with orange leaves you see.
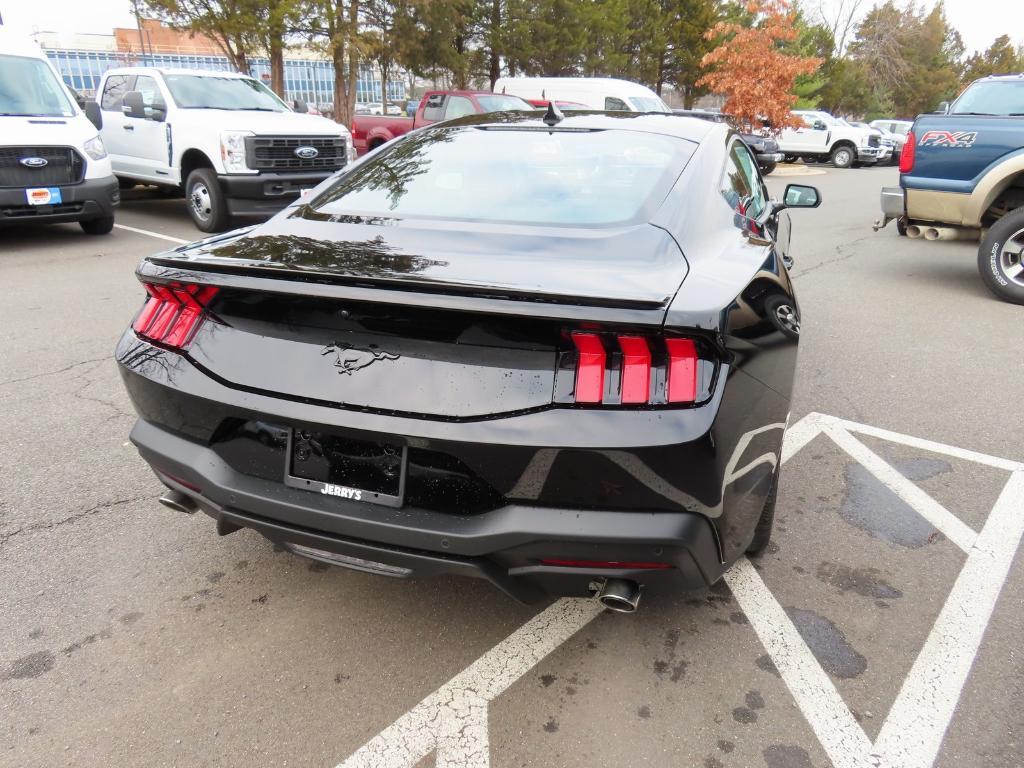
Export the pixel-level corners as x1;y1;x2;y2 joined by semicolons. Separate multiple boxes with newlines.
697;0;822;133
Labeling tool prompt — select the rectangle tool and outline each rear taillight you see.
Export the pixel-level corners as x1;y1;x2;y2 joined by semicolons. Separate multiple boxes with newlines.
132;281;219;350
564;332;701;406
899;131;915;173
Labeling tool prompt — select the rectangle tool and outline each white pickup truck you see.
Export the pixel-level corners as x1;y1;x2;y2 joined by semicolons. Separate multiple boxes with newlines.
776;110;884;169
94;67;355;231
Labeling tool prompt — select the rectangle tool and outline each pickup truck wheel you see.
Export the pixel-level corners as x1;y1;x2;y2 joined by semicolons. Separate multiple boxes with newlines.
978;209;1024;305
759;161;777;175
79;216;114;235
185;168;229;233
782;155;797;164
830;145;854;168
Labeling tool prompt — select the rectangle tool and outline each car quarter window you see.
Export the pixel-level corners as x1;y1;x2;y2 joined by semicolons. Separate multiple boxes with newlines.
721;141;768;220
101;74;134;111
605;97;630;111
443;95;476;121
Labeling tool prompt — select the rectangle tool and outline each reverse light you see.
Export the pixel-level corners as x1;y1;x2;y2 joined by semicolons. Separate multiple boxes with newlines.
565;332;701;406
133;282;219;349
899;131;915;173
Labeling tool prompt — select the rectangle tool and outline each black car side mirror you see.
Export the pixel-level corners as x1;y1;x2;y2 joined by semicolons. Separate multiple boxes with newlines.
293;98;308;113
84;101;103;130
122;91;147;119
781;184;821;209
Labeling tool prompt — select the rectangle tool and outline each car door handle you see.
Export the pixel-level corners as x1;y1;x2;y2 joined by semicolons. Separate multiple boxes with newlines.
123;125;134;131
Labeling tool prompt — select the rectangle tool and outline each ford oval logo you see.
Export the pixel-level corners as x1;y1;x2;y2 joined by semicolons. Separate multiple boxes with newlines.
294;146;319;159
19;157;48;168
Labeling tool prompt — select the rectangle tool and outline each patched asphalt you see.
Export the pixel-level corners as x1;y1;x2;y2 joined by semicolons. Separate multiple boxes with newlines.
2;166;1022;768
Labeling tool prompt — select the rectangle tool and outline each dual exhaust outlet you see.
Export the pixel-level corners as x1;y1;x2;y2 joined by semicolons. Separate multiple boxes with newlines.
905;224;981;241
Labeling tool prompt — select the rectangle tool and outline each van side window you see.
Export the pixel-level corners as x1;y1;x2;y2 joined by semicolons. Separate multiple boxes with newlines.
605;97;629;111
721;141;768;220
101;74;135;111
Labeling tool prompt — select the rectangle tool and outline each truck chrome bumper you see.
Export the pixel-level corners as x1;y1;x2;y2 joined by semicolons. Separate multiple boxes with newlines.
873;186;906;231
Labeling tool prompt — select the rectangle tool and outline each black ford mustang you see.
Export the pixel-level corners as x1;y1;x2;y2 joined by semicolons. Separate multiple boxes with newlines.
117;110;819;612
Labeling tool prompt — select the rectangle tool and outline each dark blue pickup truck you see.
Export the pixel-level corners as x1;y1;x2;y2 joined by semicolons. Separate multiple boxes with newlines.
876;74;1024;304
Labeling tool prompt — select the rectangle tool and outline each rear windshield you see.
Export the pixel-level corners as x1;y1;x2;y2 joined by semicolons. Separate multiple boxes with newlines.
952;80;1024;116
310;126;690;226
475;94;532;112
0;55;75;117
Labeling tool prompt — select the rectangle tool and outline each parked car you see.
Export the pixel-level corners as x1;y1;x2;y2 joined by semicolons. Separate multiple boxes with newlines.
847;120;895;165
117;110;818;611
0;29;118;234
870;118;913;159
493;76;672;113
405;99;420;117
672;109;784;174
776;110;884;168
351;90;531;155
875;74;1024;304
94;67;355;232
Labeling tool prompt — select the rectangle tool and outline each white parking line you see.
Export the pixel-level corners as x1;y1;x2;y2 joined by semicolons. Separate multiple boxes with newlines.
334;413;1024;768
113;223;189;245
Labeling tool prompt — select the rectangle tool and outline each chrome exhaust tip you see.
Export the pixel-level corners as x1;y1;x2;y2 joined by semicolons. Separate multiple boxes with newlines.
596;578;641;613
905;224;923;238
158;489;197;514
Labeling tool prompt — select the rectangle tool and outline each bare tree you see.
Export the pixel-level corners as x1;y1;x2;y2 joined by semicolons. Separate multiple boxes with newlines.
813;0;867;56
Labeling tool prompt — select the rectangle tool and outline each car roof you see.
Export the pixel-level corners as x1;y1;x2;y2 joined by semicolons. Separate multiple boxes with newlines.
975;73;1024;82
438;110;718;143
496;77;660;95
0;29;50;59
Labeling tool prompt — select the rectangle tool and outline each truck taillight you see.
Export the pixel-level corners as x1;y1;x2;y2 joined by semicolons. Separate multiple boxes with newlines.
564;332;701;406
133;282;219;350
899;131;916;173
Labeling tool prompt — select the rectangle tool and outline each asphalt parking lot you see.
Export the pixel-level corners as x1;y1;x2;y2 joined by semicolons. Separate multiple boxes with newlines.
2;165;1023;768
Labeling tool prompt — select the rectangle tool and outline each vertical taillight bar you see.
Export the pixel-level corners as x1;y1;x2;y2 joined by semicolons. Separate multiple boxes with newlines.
570;332;605;403
665;338;698;403
618;336;651;404
899;131;915;174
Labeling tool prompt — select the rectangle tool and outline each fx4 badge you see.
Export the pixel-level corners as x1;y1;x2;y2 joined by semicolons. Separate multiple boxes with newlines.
321;342;399;375
919;130;978;148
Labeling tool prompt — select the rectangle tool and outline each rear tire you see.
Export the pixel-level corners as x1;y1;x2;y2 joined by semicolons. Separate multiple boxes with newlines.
782;155;797;164
830;145;854;169
747;468;778;556
185;167;229;233
977;207;1024;305
80;215;114;235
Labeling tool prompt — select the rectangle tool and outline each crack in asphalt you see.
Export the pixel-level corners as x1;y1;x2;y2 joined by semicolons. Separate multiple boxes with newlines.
792;233;874;280
0;494;157;550
0;356;111;389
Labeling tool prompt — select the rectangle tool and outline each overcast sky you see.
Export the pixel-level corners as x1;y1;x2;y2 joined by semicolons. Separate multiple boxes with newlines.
1;0;1021;57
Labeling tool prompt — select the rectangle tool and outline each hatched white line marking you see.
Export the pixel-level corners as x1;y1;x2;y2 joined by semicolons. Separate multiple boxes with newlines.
725;559;875;768
336;598;604;768
822;421;978;552
113;223;189;245
873;470;1024;768
334;412;1023;768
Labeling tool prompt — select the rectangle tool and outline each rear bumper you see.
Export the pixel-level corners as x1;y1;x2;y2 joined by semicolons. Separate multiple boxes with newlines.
137;419;725;603
219;171;337;217
0;175;119;226
116;329;792;601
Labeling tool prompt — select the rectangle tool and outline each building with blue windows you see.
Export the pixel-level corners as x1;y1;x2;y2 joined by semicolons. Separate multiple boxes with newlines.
44;47;404;111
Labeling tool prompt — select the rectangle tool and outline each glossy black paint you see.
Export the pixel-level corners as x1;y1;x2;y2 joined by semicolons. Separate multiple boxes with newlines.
117;111;803;600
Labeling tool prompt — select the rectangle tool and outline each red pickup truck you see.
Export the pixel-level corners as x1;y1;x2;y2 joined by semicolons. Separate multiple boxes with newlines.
351;90;532;155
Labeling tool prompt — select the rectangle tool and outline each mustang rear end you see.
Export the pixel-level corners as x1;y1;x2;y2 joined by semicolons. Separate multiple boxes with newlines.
117;111;808;608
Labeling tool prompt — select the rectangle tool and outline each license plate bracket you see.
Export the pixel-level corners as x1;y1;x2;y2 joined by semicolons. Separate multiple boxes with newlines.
284;429;406;508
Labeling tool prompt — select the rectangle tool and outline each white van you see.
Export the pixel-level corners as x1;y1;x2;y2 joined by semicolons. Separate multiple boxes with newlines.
492;77;671;113
0;29;118;234
95;67;355;232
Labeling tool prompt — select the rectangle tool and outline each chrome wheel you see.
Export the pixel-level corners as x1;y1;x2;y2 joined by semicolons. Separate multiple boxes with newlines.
833;148;852;167
773;302;800;334
998;228;1024;286
189;182;213;224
